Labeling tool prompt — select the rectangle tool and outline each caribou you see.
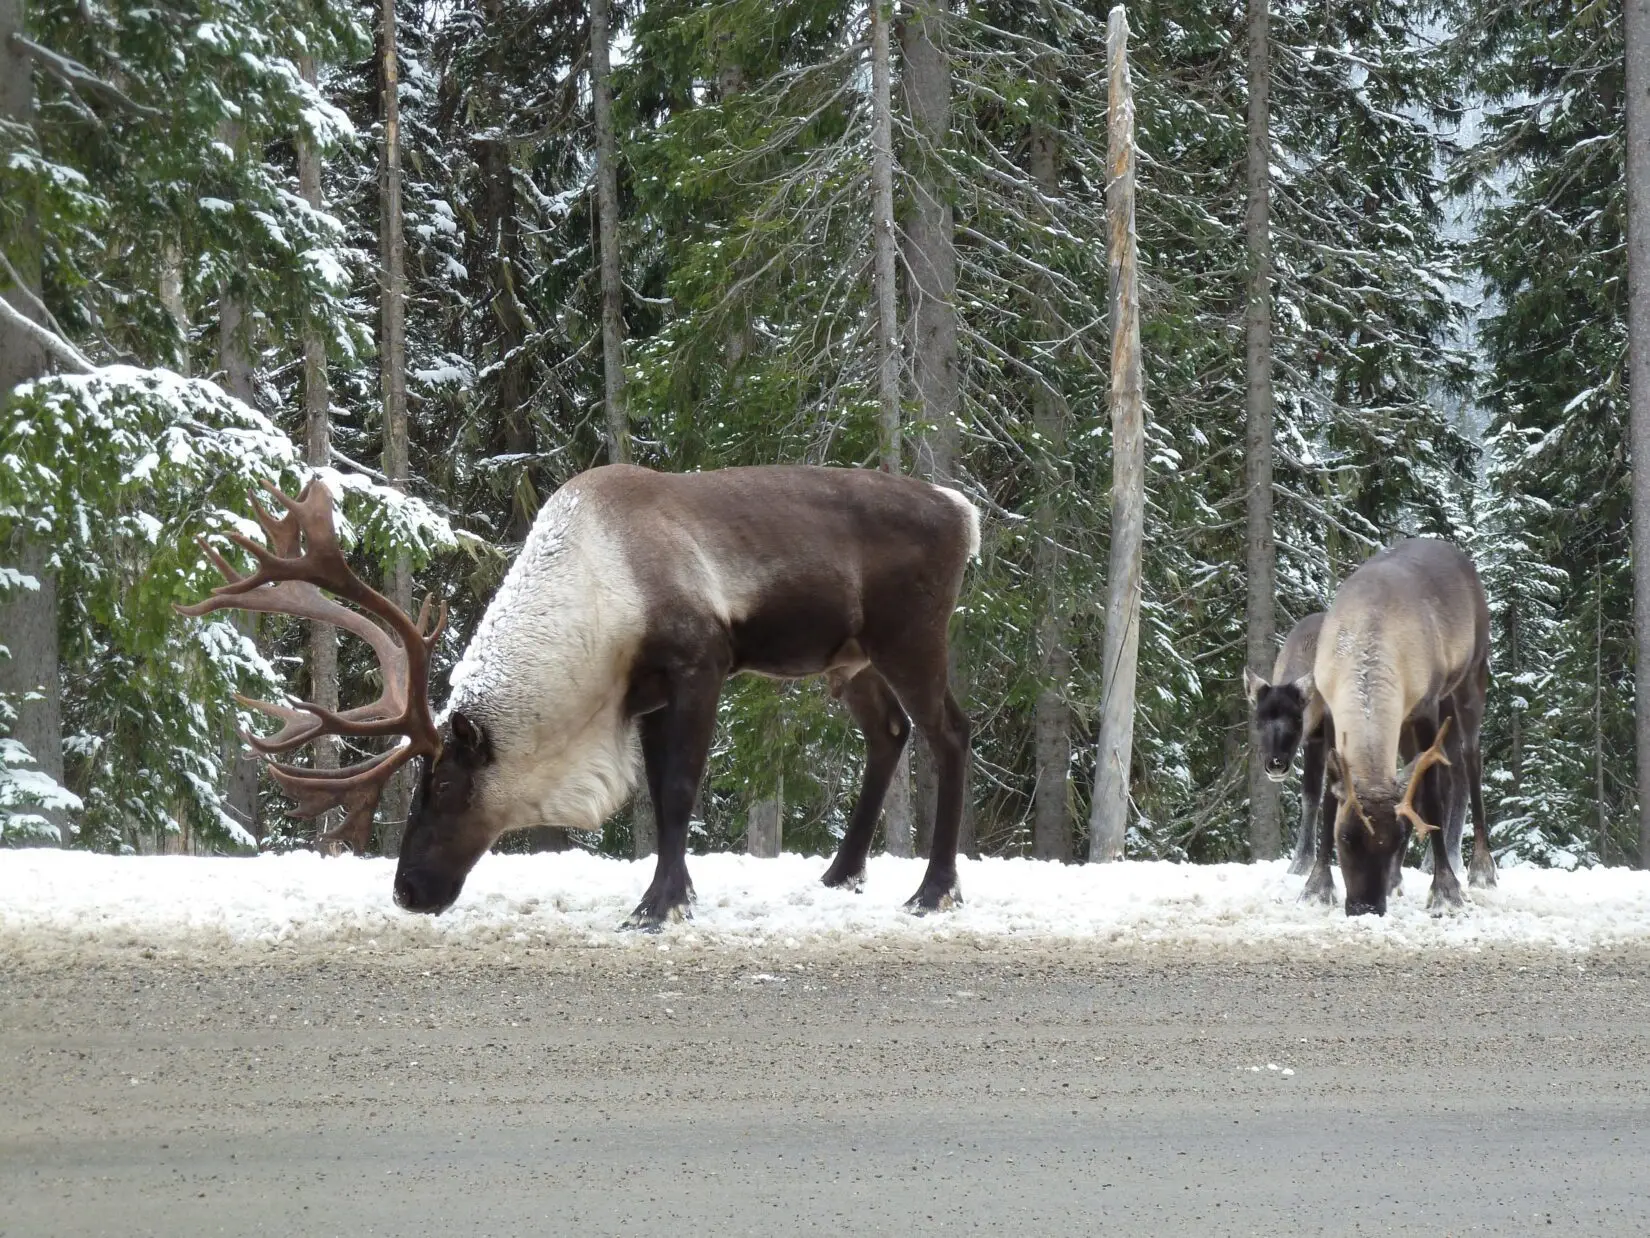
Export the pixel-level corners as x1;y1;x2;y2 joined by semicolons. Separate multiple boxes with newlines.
1245;613;1461;902
1311;537;1495;916
180;464;981;928
1244;612;1326;877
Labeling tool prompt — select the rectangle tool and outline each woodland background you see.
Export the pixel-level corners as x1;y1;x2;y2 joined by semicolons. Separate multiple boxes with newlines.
0;0;1642;871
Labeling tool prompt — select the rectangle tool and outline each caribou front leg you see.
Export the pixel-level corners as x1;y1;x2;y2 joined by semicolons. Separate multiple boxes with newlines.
622;661;722;930
1288;730;1325;877
1301;772;1337;906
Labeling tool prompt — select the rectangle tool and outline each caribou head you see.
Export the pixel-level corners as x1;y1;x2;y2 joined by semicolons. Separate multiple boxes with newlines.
1325;720;1453;916
1244;668;1314;783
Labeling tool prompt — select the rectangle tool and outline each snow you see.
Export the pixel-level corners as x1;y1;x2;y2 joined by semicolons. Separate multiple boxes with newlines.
4;851;1650;956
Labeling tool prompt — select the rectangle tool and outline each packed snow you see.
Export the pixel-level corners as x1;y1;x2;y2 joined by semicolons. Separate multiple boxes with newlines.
5;850;1650;956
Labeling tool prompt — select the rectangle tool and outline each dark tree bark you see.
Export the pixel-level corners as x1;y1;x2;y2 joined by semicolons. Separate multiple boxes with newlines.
591;0;631;466
900;0;973;859
297;54;340;829
0;0;65;845
377;0;413;855
1243;0;1280;861
1088;9;1144;863
1029;101;1072;864
1626;0;1650;866
218;279;263;845
869;0;913;857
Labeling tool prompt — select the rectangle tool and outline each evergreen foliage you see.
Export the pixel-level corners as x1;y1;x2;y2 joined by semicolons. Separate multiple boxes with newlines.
0;0;1636;867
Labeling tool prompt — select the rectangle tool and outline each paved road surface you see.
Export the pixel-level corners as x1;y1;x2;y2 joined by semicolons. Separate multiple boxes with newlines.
3;937;1648;1235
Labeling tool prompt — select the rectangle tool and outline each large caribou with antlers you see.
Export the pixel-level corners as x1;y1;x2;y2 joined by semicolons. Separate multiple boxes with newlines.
181;465;979;928
1311;537;1495;916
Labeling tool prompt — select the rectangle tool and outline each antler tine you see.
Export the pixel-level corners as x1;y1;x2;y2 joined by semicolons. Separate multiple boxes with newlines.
178;477;448;846
1395;718;1454;838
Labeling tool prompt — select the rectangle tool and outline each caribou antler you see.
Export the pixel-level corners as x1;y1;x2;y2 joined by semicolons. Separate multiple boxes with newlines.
177;478;446;853
1394;718;1453;839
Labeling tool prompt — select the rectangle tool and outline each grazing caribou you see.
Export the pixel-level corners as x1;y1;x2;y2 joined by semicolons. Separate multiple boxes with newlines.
1244;612;1327;877
180;465;981;928
1245;613;1455;899
1312;537;1495;916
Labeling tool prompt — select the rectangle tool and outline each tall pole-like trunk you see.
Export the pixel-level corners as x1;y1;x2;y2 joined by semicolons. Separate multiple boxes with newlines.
0;0;66;846
1507;597;1523;801
1243;0;1280;862
868;0;913;858
218;283;263;845
1088;7;1145;863
297;55;340;839
377;0;413;856
1626;0;1650;867
901;0;973;859
591;0;630;467
1029;97;1071;864
216;116;261;848
1597;564;1609;863
592;0;650;858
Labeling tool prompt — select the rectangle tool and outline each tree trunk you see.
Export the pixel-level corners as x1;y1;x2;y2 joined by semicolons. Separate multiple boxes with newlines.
217;218;263;845
0;0;66;845
1243;0;1280;861
900;0;972;859
591;0;630;466
1029;99;1072;864
1507;597;1522;801
748;775;782;859
377;0;413;856
1626;0;1650;867
1088;8;1145;864
867;0;913;857
297;54;340;839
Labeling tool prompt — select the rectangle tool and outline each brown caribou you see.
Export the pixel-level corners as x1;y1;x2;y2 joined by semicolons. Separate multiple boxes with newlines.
180;465;980;929
1312;537;1495;916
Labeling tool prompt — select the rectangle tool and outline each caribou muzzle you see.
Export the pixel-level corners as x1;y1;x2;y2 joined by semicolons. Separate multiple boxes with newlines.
393;866;464;915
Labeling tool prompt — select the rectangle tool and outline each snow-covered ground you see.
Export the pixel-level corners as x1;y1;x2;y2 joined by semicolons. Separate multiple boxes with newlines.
5;849;1650;955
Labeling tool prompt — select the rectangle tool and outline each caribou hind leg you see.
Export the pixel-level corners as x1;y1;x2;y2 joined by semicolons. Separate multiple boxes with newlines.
820;668;911;892
622;659;725;930
877;653;971;914
1459;663;1497;889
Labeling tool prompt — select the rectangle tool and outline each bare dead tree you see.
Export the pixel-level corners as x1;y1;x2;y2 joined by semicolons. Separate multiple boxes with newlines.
1626;0;1650;866
1088;6;1144;863
1243;0;1280;861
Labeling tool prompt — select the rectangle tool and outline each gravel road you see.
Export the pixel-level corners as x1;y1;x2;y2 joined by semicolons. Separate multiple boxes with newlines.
3;937;1648;1236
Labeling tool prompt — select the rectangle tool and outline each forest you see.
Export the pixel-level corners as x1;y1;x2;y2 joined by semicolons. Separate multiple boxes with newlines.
0;0;1644;873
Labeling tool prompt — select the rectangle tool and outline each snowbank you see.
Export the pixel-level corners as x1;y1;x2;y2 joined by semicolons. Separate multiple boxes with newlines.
5;849;1650;955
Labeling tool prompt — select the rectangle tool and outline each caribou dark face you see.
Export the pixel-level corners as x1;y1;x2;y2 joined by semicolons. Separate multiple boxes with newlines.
1331;786;1406;916
394;712;497;915
1245;670;1311;782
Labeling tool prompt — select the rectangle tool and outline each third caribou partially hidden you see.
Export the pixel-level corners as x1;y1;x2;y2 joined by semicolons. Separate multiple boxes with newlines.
181;465;981;929
1312;537;1496;916
1244;612;1326;878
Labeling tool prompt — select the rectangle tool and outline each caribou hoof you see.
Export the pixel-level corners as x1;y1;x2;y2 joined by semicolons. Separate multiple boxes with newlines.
905;877;962;915
1468;854;1498;889
620;881;695;931
1286;853;1314;878
1300;869;1337;907
820;861;867;893
1426;882;1467;915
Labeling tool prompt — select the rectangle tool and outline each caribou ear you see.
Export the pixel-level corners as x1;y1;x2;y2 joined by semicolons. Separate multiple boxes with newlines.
1289;672;1314;700
450;711;492;765
1243;667;1266;704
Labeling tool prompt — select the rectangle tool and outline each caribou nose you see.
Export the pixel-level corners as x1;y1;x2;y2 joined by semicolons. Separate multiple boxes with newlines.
394;869;447;914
